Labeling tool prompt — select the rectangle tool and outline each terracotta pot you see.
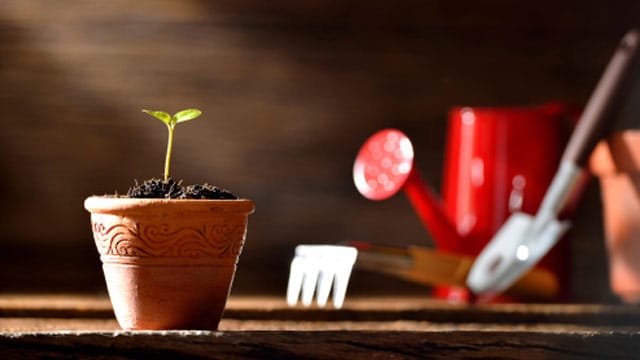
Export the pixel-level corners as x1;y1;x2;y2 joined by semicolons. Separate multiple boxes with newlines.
84;196;254;330
590;130;640;303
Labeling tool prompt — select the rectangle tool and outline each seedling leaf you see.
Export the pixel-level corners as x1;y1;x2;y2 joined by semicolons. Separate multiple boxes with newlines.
141;107;203;181
174;109;202;124
142;110;171;125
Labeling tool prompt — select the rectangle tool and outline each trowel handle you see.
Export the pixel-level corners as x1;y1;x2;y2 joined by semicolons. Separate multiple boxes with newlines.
403;169;463;252
563;29;640;166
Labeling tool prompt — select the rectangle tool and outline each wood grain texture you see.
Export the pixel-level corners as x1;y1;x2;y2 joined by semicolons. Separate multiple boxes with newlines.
2;330;640;359
0;0;638;300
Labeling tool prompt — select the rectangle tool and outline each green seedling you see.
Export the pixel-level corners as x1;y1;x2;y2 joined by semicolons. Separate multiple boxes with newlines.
142;108;202;181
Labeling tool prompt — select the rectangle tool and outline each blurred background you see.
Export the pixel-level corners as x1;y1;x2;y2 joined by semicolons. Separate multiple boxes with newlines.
0;0;639;302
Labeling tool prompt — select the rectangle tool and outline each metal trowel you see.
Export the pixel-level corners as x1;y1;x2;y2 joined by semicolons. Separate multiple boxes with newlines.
467;29;640;297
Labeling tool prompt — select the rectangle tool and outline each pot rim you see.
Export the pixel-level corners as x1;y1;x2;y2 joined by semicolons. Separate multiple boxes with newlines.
590;130;640;176
84;195;255;215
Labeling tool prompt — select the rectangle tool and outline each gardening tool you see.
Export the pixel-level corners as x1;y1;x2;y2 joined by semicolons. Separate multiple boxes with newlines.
352;242;558;300
286;242;557;308
467;29;640;297
353;128;463;252
286;245;358;308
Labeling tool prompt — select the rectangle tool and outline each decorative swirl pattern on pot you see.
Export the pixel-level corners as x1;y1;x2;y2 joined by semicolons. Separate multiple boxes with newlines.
90;214;247;259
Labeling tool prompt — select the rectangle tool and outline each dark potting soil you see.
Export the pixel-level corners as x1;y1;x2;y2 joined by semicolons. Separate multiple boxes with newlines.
127;178;238;199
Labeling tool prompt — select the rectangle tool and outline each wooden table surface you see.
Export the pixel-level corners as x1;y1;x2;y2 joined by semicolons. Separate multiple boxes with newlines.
1;294;640;359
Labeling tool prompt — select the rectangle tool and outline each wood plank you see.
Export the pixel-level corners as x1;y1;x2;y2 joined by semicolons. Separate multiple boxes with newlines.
1;330;639;359
2;295;640;358
2;294;640;327
3;317;637;333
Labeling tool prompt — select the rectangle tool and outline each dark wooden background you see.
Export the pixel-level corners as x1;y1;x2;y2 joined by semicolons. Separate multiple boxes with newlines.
0;0;639;301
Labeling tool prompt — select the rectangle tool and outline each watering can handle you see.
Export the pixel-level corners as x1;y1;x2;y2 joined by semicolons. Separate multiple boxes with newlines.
563;29;640;166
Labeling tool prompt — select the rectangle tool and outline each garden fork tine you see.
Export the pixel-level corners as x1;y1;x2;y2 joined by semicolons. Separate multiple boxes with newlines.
286;245;358;309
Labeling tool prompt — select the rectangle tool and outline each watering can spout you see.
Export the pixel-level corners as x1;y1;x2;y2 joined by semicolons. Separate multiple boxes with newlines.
403;169;463;252
353;128;464;252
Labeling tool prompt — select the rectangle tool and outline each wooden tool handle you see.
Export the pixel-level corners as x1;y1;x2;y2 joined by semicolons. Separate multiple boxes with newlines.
407;246;559;300
355;244;559;300
563;29;640;166
506;266;559;300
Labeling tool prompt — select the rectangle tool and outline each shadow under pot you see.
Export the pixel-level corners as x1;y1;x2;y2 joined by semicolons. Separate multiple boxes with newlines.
84;196;254;330
590;130;640;303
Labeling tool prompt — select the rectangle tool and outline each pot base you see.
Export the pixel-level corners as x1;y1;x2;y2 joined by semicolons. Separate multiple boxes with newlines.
103;262;234;330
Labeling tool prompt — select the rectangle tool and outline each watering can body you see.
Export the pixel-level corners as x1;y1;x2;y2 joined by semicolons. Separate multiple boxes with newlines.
441;105;575;299
442;105;570;255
